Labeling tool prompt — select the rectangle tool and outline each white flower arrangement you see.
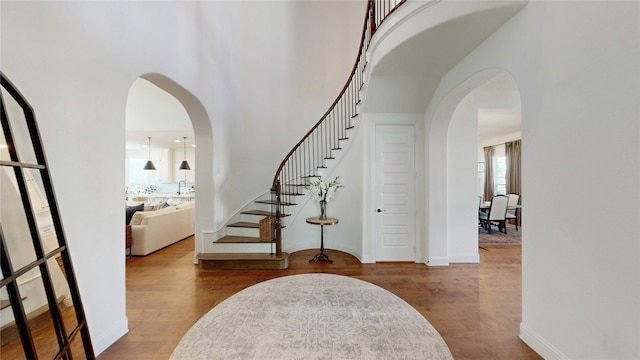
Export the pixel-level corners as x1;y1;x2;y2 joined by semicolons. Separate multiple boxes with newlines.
305;176;344;203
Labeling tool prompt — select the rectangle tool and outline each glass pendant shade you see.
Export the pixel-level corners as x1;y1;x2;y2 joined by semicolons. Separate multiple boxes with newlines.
179;137;191;170
143;137;156;170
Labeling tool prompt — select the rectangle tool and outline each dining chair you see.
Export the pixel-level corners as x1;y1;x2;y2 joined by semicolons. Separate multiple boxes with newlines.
478;196;487;228
506;193;520;230
478;196;486;215
479;195;509;233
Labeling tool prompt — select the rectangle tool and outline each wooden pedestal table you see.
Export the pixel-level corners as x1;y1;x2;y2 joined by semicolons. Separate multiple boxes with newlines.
306;217;339;263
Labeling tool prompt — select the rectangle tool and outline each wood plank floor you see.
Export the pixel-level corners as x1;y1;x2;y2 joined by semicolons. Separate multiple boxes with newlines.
95;237;541;360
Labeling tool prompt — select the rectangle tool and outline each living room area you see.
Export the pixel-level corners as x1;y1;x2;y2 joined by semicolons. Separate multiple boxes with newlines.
125;78;196;257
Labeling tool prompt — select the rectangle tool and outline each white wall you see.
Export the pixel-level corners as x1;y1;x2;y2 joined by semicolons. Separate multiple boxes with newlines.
4;1;638;358
282;121;364;259
1;1;364;354
424;2;640;359
446;98;479;263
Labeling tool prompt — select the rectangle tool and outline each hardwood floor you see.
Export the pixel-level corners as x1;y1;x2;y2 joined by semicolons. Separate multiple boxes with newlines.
96;237;540;359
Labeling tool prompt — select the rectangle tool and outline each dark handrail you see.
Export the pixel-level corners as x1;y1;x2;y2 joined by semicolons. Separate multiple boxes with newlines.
271;0;406;256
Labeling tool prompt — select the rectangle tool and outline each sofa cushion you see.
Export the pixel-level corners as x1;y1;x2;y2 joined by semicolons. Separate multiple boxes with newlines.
154;201;169;210
129;211;146;226
175;202;195;210
126;203;145;225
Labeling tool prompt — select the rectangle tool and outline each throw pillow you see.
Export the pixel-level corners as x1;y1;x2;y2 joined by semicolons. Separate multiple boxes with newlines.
125;203;144;225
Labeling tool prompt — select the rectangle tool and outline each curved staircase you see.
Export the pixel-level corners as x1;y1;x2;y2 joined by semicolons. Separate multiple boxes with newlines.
197;0;405;270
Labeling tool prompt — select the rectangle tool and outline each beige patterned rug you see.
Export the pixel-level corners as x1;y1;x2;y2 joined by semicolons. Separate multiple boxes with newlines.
479;223;521;244
170;273;453;359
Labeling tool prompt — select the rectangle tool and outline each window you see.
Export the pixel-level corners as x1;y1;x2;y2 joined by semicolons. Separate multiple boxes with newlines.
493;145;507;195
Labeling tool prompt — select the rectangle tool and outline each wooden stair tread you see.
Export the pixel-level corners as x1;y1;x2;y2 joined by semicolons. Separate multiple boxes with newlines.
255;200;297;206
241;210;289;217
197;252;287;260
197;252;289;270
215;235;266;244
227;221;259;228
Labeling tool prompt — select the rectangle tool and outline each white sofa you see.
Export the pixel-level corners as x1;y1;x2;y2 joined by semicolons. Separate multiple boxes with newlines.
128;202;195;256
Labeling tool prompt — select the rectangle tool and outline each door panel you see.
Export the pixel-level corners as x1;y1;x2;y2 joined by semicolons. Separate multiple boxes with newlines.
375;125;416;261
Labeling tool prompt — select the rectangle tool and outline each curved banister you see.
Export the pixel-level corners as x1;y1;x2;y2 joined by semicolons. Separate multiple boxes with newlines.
272;9;371;186
271;0;406;256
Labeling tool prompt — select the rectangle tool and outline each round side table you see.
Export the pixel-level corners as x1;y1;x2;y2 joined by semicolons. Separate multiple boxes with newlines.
306;217;339;263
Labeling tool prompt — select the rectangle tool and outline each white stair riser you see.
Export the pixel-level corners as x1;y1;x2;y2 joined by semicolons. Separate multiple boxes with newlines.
237;214;267;223
235;214;291;226
226;227;259;237
251;203;275;212
212;242;273;253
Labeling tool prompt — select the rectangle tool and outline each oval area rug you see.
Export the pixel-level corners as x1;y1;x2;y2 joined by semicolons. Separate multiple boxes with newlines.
171;273;453;359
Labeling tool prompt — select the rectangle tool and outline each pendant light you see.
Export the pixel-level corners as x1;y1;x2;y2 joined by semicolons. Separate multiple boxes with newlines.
178;137;191;170
143;137;156;170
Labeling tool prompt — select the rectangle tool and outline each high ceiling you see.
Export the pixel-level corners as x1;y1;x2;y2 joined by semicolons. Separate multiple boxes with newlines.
126;78;193;151
474;72;521;142
366;2;524;140
125;3;522;152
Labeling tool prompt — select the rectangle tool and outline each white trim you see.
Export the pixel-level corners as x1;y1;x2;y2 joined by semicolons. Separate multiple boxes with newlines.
93;315;129;356
426;256;449;266
372;121;418;262
360;254;373;264
520;322;568;360
196;230;218;263
17;272;42;285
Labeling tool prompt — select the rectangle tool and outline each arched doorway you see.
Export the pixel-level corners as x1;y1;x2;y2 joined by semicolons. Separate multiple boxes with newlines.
125;73;213;260
125;77;195;197
426;69;522;265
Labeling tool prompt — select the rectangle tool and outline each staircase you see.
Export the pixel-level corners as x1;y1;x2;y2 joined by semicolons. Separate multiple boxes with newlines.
197;195;293;269
196;0;405;270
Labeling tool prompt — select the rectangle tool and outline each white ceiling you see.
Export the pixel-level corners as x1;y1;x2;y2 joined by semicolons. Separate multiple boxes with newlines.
368;3;523;139
126;78;194;151
474;72;521;141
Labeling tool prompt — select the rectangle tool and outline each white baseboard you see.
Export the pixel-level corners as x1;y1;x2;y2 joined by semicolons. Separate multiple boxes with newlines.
520;322;568;360
426;256;449;266
93;315;128;356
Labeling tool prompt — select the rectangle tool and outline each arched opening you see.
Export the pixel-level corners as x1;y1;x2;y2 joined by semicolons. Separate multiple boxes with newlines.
125;73;213;260
126;78;195;201
426;69;522;265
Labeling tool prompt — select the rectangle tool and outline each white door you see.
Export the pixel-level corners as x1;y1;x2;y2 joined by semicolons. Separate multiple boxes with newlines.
375;125;416;261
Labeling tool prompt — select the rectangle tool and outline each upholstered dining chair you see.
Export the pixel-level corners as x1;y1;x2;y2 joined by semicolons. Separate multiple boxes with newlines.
506;193;521;230
479;195;509;233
